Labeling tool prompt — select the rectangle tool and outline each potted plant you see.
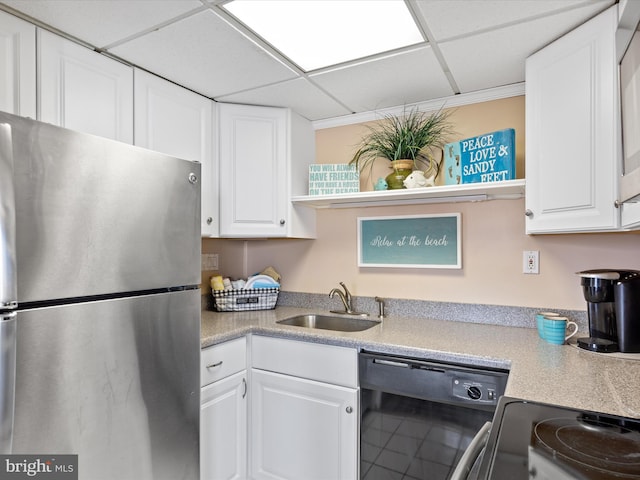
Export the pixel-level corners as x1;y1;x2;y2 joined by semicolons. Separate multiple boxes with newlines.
349;107;454;189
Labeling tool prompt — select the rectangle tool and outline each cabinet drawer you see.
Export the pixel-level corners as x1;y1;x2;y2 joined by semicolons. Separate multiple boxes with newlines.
251;336;357;388
201;337;247;387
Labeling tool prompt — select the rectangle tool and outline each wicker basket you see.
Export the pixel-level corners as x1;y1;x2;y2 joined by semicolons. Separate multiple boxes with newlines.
212;288;279;312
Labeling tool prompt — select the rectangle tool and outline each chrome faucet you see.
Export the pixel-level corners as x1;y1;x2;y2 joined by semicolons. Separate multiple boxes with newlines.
329;282;368;316
374;296;386;319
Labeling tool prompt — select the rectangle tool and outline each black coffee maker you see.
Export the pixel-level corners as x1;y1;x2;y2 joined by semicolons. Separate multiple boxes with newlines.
577;269;640;353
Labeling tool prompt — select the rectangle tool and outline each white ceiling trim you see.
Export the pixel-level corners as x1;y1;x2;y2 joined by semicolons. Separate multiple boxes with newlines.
311;82;525;130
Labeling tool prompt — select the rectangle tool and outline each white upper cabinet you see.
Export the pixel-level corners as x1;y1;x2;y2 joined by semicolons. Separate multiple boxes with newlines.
617;2;640;229
0;11;36;118
218;103;316;238
525;5;619;234
38;29;133;143
134;69;218;237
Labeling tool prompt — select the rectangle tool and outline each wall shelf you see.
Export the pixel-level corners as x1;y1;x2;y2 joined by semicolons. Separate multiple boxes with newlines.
291;179;526;209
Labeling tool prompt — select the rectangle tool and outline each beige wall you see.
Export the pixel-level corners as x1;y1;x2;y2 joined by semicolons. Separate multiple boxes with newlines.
323;97;526;189
202;96;640;311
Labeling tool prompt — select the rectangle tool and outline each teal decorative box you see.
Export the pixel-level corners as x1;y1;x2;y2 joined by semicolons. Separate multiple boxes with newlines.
443;129;516;185
308;164;359;195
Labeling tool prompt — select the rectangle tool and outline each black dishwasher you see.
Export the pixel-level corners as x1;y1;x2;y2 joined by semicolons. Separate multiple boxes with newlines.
359;351;508;480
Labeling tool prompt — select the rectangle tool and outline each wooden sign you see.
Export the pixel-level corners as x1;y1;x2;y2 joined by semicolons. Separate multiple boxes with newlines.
358;214;461;268
308;164;359;195
443;129;516;185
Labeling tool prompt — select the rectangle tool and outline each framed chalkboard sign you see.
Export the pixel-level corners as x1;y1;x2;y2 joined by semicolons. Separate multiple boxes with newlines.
357;214;461;268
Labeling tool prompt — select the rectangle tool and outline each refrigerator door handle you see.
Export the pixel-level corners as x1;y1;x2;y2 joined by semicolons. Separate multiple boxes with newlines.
0;122;17;309
0;312;16;454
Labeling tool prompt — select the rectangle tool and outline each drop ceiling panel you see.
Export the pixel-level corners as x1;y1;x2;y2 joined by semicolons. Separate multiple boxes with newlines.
1;0;203;47
310;47;454;113
110;9;297;98
0;0;622;121
413;0;613;42
440;3;616;93
223;0;423;72
217;78;352;121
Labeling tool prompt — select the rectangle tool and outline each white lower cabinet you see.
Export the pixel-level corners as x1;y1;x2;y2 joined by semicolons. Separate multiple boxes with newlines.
201;371;248;480
201;335;358;480
250;336;358;480
250;369;358;480
200;338;248;480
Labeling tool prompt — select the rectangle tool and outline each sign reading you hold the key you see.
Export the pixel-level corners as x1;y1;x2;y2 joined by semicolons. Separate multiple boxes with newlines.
443;129;516;185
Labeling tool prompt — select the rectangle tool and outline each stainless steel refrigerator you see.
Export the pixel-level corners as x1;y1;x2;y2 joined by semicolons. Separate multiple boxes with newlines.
0;111;201;479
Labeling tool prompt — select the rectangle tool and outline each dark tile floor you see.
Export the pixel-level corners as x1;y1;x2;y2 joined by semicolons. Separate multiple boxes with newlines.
360;395;491;480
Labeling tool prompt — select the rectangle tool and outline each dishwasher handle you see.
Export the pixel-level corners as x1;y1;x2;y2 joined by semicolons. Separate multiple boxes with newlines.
371;357;445;372
372;358;410;368
450;421;491;480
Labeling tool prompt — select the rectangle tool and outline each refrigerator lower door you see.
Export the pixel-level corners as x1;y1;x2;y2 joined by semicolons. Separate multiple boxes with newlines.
12;289;200;480
0;312;16;454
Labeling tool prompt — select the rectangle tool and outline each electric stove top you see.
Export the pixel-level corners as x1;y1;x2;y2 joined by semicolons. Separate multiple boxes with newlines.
477;397;640;479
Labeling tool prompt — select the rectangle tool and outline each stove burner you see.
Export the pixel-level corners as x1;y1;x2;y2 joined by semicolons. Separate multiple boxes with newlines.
532;417;640;478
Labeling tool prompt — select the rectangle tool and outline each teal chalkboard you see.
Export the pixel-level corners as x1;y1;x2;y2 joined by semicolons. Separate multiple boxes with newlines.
358;214;461;268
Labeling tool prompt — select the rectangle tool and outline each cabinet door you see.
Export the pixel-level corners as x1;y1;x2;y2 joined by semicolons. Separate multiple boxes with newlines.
201;370;247;480
0;11;36;117
134;69;218;237
525;6;618;233
218;103;288;237
251;369;358;480
38;29;133;143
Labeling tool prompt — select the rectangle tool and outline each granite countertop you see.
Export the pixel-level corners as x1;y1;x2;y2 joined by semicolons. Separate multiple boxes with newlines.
201;306;640;419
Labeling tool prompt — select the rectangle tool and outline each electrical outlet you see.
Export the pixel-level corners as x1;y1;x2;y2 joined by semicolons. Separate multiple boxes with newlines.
202;253;219;271
523;250;539;274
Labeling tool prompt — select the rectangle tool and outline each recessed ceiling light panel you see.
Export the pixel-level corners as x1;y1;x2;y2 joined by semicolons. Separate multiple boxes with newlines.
224;0;424;71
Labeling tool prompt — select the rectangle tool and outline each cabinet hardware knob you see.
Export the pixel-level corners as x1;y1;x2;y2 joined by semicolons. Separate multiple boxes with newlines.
188;172;198;184
206;217;213;225
614;200;621;209
346;406;353;414
206;361;223;369
279;219;286;225
524;209;533;217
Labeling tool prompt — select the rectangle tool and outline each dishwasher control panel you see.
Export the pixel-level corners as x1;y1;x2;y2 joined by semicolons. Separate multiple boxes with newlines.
359;351;509;409
452;378;499;405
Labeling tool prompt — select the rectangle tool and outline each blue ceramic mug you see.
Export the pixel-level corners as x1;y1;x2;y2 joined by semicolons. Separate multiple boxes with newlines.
543;316;578;345
536;312;559;339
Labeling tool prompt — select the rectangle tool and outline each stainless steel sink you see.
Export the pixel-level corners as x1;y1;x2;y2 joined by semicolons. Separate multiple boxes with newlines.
276;314;380;332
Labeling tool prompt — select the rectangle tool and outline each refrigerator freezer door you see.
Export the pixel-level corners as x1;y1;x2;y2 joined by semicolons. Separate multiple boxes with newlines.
12;289;200;480
0;123;17;309
0;111;200;303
